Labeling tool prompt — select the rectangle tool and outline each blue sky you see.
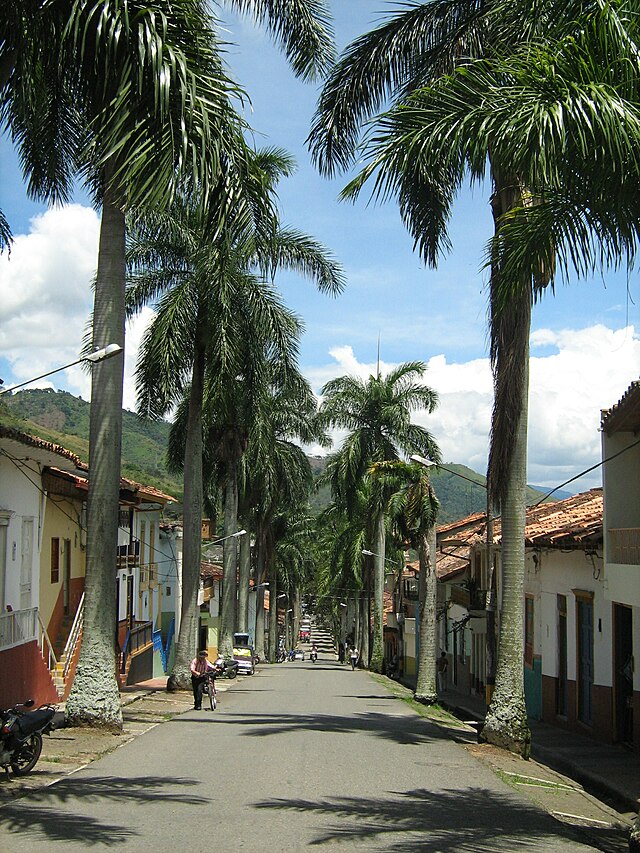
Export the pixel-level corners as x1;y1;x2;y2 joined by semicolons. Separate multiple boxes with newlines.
1;1;638;492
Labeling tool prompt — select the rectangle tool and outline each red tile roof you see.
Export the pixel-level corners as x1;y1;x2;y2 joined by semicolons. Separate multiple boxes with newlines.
437;488;603;549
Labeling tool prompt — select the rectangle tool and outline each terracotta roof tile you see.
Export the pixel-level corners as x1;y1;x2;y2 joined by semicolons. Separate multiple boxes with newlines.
436;488;603;549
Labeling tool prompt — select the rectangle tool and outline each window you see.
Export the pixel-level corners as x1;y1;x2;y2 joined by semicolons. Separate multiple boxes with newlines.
166;586;171;596
525;596;534;667
50;538;60;583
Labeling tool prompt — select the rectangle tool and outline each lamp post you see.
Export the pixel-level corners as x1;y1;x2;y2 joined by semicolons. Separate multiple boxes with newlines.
0;344;123;395
410;454;496;705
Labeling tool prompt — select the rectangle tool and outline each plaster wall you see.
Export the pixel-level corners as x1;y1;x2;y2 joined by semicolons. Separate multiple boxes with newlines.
39;494;86;630
0;456;43;611
527;548;611;687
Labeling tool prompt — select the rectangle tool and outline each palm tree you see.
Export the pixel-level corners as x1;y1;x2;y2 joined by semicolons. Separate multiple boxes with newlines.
128;153;343;682
381;461;440;702
319;362;440;672
243;367;327;660
309;0;640;754
2;0;335;728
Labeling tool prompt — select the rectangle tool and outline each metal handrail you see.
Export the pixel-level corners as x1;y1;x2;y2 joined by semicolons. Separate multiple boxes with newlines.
36;612;58;671
62;592;85;680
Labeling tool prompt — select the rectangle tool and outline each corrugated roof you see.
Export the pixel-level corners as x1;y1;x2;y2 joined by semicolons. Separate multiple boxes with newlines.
601;379;640;433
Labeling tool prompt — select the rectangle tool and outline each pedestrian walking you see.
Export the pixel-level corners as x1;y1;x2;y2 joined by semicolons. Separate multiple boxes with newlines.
436;651;448;693
338;642;345;664
349;646;359;670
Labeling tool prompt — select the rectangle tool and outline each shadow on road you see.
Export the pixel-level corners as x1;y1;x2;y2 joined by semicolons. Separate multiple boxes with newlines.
0;775;209;846
252;786;596;851
172;709;447;747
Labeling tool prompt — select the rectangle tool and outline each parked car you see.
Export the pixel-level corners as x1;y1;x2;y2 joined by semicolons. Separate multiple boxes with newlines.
299;627;310;642
294;648;305;661
232;632;256;675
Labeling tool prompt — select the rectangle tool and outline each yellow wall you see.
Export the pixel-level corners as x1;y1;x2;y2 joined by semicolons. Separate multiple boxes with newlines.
39;495;86;630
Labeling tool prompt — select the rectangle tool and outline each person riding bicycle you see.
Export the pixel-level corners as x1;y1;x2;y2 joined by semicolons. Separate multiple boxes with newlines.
190;649;215;710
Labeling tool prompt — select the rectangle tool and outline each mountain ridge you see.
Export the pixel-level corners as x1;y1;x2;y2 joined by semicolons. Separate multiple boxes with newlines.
1;389;562;524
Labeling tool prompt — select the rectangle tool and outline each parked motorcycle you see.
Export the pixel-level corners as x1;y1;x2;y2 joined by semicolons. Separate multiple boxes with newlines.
0;699;57;776
214;657;238;679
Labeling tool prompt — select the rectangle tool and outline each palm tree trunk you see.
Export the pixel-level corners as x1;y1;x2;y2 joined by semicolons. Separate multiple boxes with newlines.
237;522;251;633
65;188;125;730
167;340;205;690
254;524;267;659
358;583;369;666
219;462;239;657
370;507;385;673
481;285;532;757
414;525;438;703
268;564;278;662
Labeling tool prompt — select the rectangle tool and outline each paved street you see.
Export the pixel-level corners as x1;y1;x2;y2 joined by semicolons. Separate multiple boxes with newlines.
0;653;608;851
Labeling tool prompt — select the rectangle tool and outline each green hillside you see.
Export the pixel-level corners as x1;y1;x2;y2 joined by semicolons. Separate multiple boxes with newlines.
1;389;552;525
0;389;182;501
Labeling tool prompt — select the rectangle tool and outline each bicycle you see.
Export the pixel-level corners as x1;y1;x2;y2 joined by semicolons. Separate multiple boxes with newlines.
202;670;217;711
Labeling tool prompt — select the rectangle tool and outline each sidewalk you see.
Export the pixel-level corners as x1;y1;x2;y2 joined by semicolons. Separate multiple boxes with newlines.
436;686;640;816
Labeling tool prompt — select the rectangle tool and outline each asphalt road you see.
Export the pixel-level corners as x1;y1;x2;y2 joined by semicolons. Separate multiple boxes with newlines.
0;652;602;852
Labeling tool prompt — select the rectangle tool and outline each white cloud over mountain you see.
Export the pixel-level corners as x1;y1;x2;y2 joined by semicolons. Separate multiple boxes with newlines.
1;205;637;494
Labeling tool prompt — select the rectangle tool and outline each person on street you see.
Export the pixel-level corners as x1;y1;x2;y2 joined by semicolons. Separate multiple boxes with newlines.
349;646;359;670
190;649;215;710
436;651;448;694
338;642;345;664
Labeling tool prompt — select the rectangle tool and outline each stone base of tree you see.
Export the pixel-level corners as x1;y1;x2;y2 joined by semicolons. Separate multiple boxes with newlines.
629;815;640;852
480;705;531;759
413;691;438;705
167;671;191;691
65;668;123;731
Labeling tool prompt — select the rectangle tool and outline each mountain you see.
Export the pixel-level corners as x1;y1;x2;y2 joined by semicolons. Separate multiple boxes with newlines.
1;389;555;525
0;389;182;502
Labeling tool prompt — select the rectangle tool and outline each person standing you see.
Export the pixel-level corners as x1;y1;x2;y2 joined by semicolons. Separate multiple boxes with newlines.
190;649;214;710
349;646;359;670
436;651;448;694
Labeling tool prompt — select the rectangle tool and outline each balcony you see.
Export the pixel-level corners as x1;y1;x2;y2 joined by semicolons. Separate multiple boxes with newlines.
116;540;140;568
449;584;491;617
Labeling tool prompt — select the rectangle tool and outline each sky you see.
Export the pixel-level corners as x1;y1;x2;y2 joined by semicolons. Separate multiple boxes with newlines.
0;1;638;494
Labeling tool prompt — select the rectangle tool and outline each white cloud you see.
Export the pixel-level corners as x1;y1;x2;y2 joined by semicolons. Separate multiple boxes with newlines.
310;326;639;494
2;204;637;497
0;205;99;394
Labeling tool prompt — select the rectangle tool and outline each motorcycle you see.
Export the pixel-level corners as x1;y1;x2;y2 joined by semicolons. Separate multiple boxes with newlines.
214;657;238;679
0;699;57;776
310;649;318;663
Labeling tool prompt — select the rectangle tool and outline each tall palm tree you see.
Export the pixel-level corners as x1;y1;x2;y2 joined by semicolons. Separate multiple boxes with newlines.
242;365;327;660
2;0;335;727
381;460;440;702
128;153;343;682
319;362;440;672
309;0;640;754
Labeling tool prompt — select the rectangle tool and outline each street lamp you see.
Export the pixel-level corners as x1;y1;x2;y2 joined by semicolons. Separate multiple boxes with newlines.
201;529;247;552
0;344;123;395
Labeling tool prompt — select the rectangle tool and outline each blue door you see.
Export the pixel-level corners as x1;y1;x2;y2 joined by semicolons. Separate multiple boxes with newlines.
577;600;593;725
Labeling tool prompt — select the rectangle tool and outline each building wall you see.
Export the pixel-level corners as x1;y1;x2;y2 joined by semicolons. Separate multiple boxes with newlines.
39;494;86;641
0;641;59;708
0;456;42;612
